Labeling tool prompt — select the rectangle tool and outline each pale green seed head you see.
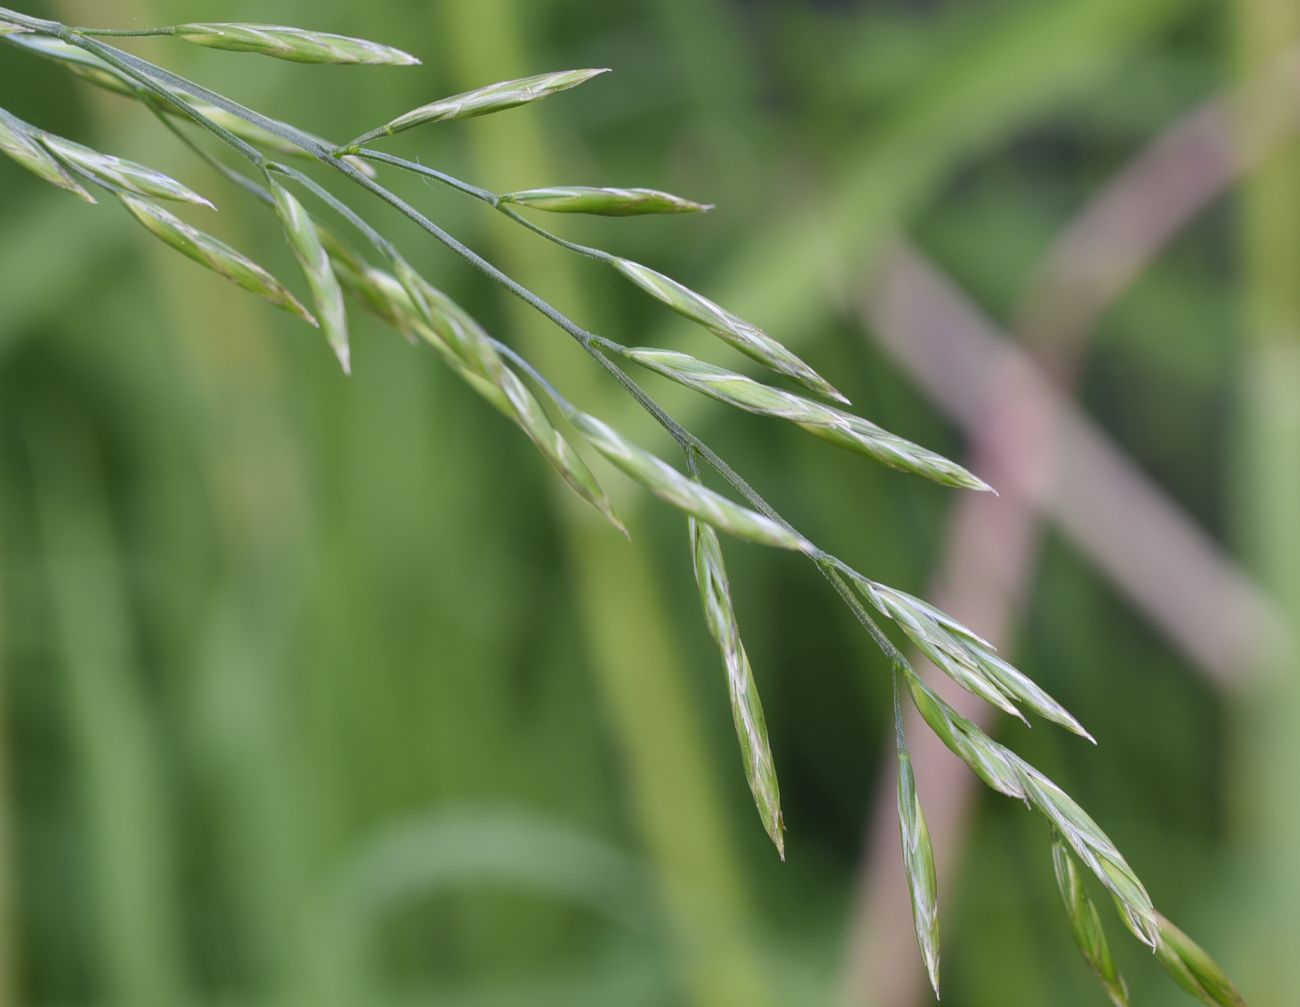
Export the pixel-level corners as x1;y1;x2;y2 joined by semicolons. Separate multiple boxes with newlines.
40;133;214;208
1152;913;1247;1007
117;192;315;324
897;747;941;998
572;412;811;553
0;109;96;202
268;178;350;373
172;23;420;66
613;260;848;404
500;186;713;216
375;68;610;138
1052;838;1130;1007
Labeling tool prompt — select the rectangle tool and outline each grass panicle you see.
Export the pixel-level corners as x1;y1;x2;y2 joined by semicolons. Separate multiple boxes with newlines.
0;10;1248;1002
500;185;714;216
690;516;784;856
1052;837;1131;1007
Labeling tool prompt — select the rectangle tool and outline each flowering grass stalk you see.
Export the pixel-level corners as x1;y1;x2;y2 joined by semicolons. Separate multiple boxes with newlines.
0;9;1245;1002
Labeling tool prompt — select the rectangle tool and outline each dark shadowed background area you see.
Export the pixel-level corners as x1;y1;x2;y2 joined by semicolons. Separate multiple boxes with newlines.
1;0;1297;1005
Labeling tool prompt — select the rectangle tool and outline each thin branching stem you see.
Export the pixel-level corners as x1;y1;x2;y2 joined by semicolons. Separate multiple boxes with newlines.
7;13;909;679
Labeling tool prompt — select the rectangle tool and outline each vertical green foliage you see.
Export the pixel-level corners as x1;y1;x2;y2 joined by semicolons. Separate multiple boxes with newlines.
30;424;184;1005
1233;1;1300;1002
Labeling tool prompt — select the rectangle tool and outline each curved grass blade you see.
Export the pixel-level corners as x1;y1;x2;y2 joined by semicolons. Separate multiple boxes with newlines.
624;348;988;490
376;261;624;533
268;178;349;373
348;68;610;147
690;517;783;856
1052;837;1130;1007
1151;913;1247;1007
40;133;213;208
172;23;419;66
613;260;847;404
570;412;811;553
117;192;315;324
0;108;95;202
500;186;713;216
896;711;941;998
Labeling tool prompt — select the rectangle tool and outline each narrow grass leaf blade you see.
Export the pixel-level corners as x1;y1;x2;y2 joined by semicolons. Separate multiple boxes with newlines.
172;23;420;66
40;133;213;208
117;192;315;324
0;109;95;202
897;742;941;998
571;412;811;552
614;261;846;404
370;69;609;140
1152;913;1247;1007
1052;838;1130;1007
690;518;783;856
501;186;713;216
625;348;987;490
269;178;349;372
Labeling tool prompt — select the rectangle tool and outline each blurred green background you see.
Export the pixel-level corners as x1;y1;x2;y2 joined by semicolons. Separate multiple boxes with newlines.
2;0;1297;1004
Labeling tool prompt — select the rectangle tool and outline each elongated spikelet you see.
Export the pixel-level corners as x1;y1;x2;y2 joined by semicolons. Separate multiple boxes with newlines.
501;186;713;216
571;412;811;552
172;23;419;66
347;69;609;147
626;347;988;490
613;260;847;404
0;108;95;202
1052;838;1130;1007
690;518;783;855
897;739;941;998
1015;761;1160;948
902;668;1026;799
41;133;213;207
370;260;624;532
269;178;349;373
1151;913;1247;1007
856;578;1091;738
118;192;315;324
